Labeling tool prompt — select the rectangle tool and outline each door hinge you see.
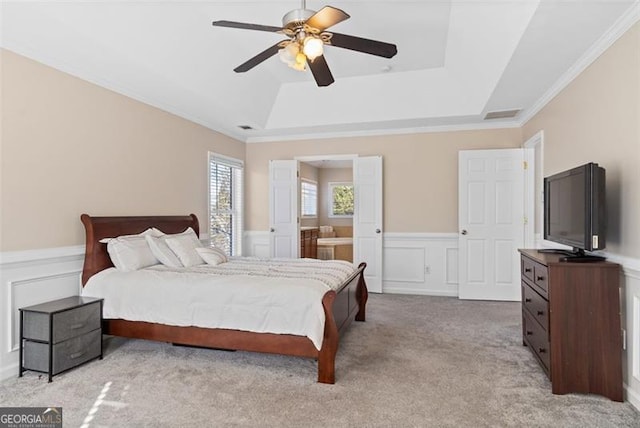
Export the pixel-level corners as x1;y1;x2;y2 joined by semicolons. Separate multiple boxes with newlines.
524;216;528;225
523;161;528;170
297;170;300;177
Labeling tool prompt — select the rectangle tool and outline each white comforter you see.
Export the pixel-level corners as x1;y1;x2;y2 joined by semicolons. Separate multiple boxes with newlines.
82;257;356;350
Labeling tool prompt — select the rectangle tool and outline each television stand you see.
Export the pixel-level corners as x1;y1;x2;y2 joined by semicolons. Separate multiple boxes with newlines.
559;254;605;263
537;248;569;254
518;249;622;401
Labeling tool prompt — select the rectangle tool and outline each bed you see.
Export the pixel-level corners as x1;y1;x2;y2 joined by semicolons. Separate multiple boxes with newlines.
80;214;368;384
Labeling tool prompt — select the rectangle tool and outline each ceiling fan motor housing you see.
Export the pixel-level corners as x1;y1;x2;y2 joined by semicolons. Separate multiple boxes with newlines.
282;9;315;30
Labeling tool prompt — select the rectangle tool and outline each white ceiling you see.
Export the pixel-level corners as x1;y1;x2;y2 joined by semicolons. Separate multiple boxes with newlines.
1;1;638;143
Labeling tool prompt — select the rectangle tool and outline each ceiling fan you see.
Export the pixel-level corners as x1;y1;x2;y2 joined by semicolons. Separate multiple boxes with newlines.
212;1;398;87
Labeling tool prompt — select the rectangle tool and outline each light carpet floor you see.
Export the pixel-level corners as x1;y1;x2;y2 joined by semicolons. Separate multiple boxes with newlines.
1;294;638;427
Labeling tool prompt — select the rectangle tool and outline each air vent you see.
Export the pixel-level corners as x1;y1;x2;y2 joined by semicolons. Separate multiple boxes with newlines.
238;125;254;130
484;109;521;120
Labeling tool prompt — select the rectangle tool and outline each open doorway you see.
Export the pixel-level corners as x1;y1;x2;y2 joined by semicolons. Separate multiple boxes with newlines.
270;155;383;292
299;159;354;262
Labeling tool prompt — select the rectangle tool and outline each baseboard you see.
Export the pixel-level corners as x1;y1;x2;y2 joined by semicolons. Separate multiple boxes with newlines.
383;287;457;297
625;383;640;411
0;362;18;383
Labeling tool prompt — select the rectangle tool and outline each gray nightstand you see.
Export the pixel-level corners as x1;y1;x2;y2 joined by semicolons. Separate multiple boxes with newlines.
19;296;103;382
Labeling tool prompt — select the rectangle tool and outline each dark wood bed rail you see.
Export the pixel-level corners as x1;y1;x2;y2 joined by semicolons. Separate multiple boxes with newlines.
80;214;367;384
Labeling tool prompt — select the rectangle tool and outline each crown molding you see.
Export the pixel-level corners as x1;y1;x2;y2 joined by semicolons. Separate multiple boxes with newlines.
519;1;640;127
245;120;521;144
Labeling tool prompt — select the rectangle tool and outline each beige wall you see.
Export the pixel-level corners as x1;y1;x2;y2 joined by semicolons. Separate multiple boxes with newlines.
523;23;640;258
245;128;522;232
0;49;244;251
318;167;353;228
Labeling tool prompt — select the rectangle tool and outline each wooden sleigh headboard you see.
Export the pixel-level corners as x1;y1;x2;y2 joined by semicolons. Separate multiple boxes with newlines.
80;214;199;286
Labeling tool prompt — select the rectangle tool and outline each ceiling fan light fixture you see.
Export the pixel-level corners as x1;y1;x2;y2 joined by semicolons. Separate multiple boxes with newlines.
279;43;298;64
278;43;308;71
293;52;307;70
302;36;324;60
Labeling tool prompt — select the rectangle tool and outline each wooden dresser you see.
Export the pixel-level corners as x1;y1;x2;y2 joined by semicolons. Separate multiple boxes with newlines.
300;228;318;258
518;249;622;401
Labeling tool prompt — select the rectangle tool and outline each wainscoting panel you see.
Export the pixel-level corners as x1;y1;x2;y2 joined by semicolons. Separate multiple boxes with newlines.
382;233;459;296
0;246;84;381
383;247;426;283
243;231;270;258
621;263;640;411
244;231;460;296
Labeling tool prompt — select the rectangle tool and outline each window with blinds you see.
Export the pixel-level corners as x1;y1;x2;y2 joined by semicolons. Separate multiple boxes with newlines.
301;179;318;217
209;153;243;256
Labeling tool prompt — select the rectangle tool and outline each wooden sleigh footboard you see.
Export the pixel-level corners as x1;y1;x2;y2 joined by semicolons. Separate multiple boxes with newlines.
81;214;368;384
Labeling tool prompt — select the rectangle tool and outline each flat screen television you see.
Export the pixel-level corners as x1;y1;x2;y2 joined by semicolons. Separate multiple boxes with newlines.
543;162;606;261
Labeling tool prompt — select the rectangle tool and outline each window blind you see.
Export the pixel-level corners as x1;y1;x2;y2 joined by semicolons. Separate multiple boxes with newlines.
301;179;318;217
209;153;244;256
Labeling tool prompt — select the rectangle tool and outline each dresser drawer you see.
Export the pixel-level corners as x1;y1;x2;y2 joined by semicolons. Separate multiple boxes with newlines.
23;301;101;343
522;283;549;332
523;310;550;374
23;329;102;375
521;257;535;283
533;263;549;295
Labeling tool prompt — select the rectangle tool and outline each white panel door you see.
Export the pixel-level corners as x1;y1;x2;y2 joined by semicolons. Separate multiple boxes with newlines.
353;156;383;293
458;149;525;301
269;160;299;258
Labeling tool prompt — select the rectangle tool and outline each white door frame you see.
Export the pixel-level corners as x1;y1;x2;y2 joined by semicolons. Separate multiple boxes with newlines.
523;131;544;248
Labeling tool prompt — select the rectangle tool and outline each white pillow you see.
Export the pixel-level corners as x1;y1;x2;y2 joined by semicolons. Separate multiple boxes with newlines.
165;229;204;267
196;247;229;266
145;235;183;268
107;236;158;271
99;227;163;244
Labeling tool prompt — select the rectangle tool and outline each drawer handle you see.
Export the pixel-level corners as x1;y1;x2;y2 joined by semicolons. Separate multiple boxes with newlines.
525;298;532;303
526;331;533;336
524;268;532;273
70;351;86;360
538;348;547;354
537;276;545;281
70;323;85;330
537;310;544;316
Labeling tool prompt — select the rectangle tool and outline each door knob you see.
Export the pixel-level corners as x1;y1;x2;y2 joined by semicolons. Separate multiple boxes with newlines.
461;230;468;235
270;228;275;232
375;229;381;234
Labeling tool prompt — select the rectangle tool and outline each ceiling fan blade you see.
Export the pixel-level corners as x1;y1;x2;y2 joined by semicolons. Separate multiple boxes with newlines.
234;42;285;73
308;55;335;87
212;20;282;33
329;32;397;58
305;6;350;31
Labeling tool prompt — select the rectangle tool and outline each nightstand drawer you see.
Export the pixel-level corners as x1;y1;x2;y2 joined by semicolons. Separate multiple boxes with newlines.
23;302;101;343
23;329;102;375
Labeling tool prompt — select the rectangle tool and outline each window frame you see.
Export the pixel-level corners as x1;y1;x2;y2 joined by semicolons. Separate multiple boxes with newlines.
328;181;354;218
208;152;244;256
300;178;318;218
